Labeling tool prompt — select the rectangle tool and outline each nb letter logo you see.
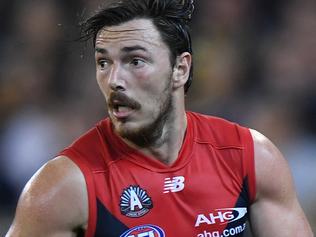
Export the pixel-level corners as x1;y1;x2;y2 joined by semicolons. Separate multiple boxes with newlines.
163;176;185;193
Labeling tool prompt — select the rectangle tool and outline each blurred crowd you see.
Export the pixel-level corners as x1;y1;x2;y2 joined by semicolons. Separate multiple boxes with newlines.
0;0;315;235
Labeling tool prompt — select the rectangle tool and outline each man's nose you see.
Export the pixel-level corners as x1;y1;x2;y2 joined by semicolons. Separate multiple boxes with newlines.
108;64;125;91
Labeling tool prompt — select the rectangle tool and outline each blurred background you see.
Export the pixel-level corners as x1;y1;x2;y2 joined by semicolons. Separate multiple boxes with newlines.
0;0;315;235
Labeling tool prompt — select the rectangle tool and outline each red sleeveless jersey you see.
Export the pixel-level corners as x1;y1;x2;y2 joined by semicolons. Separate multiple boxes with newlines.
59;111;256;237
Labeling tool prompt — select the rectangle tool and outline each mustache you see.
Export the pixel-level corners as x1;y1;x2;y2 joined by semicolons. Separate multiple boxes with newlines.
108;91;141;110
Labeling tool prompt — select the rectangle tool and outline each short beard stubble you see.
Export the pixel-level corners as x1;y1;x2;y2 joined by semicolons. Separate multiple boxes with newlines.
111;77;173;148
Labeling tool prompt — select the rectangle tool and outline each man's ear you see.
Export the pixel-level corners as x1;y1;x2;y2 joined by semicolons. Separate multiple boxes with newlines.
172;52;192;89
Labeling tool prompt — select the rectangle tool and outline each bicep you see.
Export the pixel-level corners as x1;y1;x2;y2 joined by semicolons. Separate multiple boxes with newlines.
249;130;313;237
6;157;88;237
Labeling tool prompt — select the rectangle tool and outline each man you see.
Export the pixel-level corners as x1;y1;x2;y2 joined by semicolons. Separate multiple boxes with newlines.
6;0;313;236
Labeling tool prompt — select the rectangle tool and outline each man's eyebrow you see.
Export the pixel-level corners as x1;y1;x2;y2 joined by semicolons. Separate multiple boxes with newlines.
95;47;108;54
95;45;148;55
121;45;148;53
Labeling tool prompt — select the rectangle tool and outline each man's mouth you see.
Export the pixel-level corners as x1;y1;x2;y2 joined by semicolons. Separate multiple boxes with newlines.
112;104;134;119
108;92;141;119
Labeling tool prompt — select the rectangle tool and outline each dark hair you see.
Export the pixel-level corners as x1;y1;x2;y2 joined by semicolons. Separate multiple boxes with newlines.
81;0;194;93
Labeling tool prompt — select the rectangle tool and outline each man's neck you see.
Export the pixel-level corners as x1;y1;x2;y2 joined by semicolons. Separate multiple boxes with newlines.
123;109;187;166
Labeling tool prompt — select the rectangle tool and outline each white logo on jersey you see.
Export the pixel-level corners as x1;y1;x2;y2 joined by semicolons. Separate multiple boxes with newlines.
129;187;143;211
120;185;153;218
163;176;185;193
195;208;247;227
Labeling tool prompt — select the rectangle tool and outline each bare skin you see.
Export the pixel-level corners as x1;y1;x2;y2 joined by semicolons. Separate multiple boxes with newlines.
6;19;313;237
249;130;313;236
6;156;88;237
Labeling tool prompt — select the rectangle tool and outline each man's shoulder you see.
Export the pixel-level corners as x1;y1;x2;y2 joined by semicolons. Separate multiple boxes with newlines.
8;156;88;234
187;111;244;128
26;156;87;200
187;111;250;146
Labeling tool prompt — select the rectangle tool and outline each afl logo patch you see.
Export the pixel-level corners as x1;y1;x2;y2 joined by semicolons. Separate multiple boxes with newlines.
120;224;165;237
120;185;153;218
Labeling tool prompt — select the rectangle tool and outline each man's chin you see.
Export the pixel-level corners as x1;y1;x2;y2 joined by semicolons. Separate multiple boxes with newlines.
112;120;139;138
111;120;156;148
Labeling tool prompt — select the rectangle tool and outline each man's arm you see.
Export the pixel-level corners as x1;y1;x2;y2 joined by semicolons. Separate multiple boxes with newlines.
249;129;313;236
6;156;88;237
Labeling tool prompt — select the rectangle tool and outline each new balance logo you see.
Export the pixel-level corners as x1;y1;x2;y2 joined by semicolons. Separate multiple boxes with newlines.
163;176;185;193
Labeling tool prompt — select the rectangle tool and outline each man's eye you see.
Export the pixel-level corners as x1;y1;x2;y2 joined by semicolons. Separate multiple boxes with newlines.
98;60;108;69
130;58;145;67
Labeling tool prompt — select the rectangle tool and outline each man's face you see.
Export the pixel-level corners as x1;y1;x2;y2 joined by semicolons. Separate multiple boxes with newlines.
95;18;174;147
